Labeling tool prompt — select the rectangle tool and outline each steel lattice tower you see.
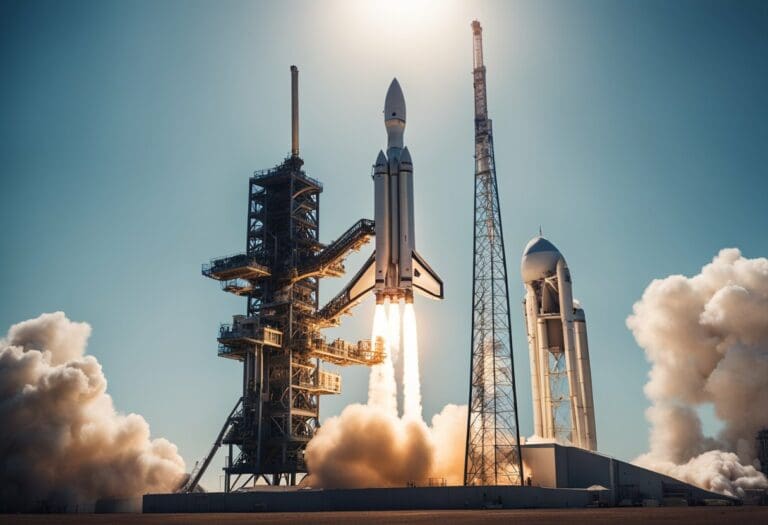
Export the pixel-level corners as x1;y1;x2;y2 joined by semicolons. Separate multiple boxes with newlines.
185;66;382;493
464;20;524;487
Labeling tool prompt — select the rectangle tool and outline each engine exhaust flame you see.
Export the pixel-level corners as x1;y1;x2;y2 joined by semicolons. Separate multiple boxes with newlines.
368;303;397;417
387;300;401;364
403;303;422;421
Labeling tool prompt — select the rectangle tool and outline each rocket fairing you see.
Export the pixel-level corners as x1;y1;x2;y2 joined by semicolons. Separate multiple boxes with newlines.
347;79;443;305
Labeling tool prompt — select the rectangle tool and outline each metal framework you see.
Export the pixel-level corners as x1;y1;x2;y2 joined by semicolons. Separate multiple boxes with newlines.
464;20;524;487
190;67;383;492
547;349;573;441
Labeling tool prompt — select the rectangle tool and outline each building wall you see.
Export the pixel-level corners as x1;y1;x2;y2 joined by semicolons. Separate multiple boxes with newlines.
144;485;596;513
521;443;733;505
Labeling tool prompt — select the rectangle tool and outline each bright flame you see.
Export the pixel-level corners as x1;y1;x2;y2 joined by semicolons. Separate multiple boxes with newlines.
368;301;422;421
403;303;422;421
387;300;401;364
368;303;397;417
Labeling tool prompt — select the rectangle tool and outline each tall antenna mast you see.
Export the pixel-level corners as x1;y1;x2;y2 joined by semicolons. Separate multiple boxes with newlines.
464;20;524;486
291;65;299;157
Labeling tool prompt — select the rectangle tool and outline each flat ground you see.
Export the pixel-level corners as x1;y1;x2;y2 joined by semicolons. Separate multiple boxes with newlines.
3;507;768;525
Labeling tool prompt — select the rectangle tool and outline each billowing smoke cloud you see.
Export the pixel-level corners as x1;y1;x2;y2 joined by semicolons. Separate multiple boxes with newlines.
429;403;468;484
304;401;467;488
0;312;186;509
627;248;768;497
305;303;468;488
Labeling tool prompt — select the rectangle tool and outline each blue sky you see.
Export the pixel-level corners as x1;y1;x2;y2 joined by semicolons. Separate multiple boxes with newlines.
2;0;767;490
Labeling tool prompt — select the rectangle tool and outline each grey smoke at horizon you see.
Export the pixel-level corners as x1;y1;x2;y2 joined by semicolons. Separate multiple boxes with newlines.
0;312;186;509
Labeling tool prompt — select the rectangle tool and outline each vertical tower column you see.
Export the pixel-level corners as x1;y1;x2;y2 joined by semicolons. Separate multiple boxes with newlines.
291;65;299;157
574;314;597;450
464;20;523;487
536;317;553;438
524;286;543;438
556;259;583;448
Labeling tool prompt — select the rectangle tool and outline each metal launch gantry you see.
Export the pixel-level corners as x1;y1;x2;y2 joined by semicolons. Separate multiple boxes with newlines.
464;21;524;487
182;66;383;492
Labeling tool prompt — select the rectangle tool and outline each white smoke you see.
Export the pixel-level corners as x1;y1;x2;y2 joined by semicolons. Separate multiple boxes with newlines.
429;403;468;485
305;303;468;487
0;312;186;509
627;248;768;498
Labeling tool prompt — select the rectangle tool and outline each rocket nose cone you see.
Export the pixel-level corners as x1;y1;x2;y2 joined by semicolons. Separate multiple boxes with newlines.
375;150;387;166
384;78;406;123
399;146;412;164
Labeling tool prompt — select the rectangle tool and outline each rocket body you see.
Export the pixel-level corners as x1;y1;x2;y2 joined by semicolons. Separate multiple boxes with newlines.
347;79;443;305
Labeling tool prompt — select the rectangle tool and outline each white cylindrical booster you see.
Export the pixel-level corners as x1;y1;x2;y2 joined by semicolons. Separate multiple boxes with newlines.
398;149;415;285
524;286;543;438
575;316;597;451
557;258;583;449
373;153;390;289
388;156;400;287
536;317;552;439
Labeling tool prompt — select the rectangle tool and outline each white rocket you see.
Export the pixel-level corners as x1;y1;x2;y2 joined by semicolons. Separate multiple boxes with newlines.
521;235;597;451
347;79;443;305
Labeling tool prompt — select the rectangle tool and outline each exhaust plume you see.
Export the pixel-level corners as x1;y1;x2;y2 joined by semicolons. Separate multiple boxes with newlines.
305;303;468;487
0;312;186;510
388;300;401;364
402;303;422;421
627;248;768;497
368;304;397;416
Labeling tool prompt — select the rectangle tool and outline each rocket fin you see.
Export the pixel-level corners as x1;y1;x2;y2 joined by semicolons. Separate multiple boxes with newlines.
347;252;377;303
412;250;444;300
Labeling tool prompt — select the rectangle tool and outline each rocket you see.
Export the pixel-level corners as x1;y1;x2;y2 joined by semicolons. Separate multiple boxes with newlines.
347;79;443;305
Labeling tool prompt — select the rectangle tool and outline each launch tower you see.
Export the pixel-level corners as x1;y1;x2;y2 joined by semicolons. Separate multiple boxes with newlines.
185;67;384;492
464;21;524;486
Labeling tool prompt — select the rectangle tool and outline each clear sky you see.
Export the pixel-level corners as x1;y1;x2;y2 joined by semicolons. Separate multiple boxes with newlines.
2;0;767;491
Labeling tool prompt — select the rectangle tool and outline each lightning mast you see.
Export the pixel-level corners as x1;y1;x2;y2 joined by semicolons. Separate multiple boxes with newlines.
464;20;524;486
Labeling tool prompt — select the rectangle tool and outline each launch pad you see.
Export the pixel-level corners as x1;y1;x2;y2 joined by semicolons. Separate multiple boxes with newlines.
145;444;735;513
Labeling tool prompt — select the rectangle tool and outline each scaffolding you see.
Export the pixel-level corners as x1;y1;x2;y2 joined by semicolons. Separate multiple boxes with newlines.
189;67;381;492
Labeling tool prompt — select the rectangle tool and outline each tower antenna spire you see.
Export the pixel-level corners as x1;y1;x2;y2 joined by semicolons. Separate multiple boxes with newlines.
291;65;299;157
464;20;524;487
